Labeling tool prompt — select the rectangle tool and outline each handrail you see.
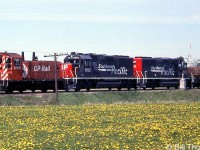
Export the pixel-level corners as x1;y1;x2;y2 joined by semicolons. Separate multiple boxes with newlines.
74;67;78;83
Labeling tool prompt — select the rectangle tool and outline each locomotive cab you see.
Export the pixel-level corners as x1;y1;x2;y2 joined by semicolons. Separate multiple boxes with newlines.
177;57;192;88
78;55;93;77
0;52;23;81
0;52;23;93
63;53;80;78
63;52;93;78
178;57;188;77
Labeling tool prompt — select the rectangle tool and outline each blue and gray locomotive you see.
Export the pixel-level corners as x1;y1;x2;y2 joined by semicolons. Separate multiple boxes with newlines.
63;52;137;91
133;56;191;89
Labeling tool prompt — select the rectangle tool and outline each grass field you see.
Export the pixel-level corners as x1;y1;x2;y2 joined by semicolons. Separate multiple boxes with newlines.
0;89;200;106
0;103;200;149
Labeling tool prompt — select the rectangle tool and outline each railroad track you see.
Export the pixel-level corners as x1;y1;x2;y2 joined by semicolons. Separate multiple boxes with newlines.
0;87;182;96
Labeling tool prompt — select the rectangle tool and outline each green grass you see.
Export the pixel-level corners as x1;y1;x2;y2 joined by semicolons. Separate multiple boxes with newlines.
0;89;200;106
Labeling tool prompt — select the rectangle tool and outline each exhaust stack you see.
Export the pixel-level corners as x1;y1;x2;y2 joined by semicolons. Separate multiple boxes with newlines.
32;52;35;61
32;52;38;61
22;52;25;60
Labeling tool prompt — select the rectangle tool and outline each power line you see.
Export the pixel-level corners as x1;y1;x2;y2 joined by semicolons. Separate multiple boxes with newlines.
0;49;68;54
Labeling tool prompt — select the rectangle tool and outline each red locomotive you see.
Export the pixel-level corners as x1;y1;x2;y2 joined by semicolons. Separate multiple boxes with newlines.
0;52;65;93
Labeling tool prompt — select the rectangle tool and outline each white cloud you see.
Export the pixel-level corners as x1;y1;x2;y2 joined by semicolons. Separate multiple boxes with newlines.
0;12;198;24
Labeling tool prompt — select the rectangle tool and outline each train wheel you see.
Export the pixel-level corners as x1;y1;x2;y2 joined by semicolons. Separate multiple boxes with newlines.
75;85;80;92
117;88;121;91
167;87;170;89
42;89;47;93
19;90;23;93
143;87;146;90
86;88;90;92
31;89;35;93
5;89;13;94
127;87;131;91
5;90;9;94
75;88;80;92
108;88;112;91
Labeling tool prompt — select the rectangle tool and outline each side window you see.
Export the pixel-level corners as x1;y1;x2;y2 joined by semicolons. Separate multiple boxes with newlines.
6;58;11;63
74;59;79;64
14;59;21;66
5;58;12;69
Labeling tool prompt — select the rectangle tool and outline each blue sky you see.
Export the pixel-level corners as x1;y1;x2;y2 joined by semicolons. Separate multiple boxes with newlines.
0;0;199;61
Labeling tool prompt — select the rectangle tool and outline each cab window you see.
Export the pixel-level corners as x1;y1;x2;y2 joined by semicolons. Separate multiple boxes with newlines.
14;59;21;66
5;58;12;68
84;60;91;67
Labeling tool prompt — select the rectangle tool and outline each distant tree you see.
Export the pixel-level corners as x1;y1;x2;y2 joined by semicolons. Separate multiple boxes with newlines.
190;59;200;67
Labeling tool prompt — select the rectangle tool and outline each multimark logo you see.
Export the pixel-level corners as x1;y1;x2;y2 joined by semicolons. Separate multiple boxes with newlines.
98;64;128;75
151;66;175;76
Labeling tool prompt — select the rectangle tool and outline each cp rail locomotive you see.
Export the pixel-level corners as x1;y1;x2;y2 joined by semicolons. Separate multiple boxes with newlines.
0;52;66;93
0;51;196;94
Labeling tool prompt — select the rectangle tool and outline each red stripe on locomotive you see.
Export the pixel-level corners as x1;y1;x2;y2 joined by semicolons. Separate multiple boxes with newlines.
133;57;143;78
61;63;74;78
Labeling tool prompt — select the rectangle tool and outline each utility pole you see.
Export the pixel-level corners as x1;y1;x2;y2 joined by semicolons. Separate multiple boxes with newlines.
44;53;68;103
189;44;192;67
